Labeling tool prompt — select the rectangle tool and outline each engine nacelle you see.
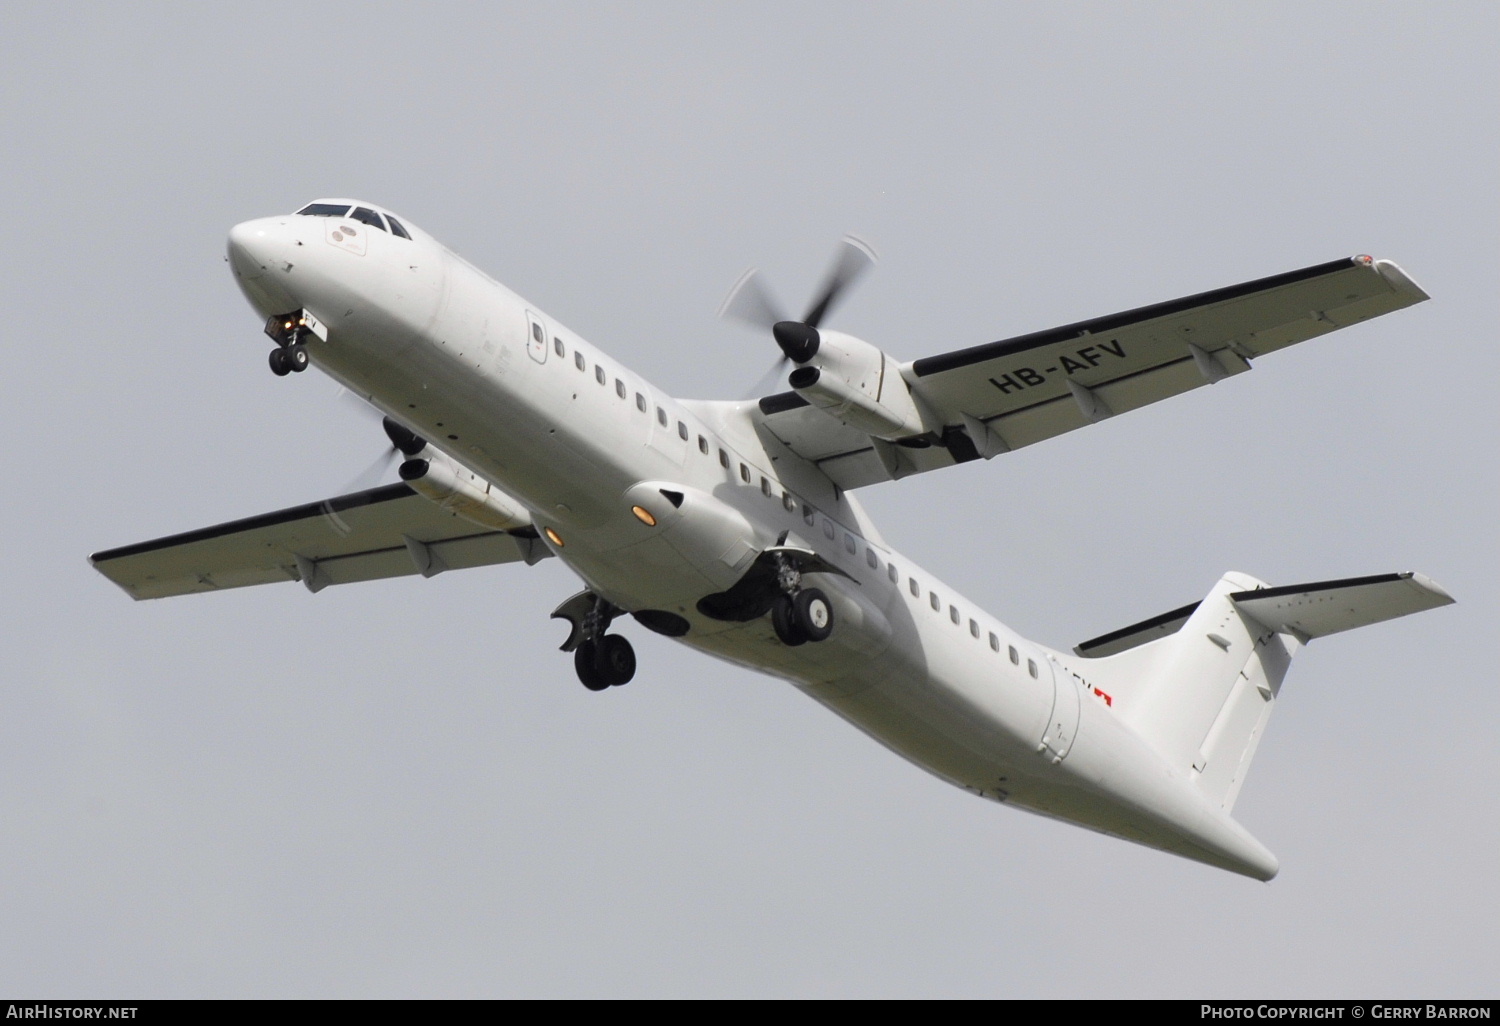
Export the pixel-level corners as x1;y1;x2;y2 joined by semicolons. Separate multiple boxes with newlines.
788;329;927;439
400;453;532;532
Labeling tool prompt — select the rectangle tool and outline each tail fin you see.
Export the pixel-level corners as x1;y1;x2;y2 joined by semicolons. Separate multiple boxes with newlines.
1072;571;1453;812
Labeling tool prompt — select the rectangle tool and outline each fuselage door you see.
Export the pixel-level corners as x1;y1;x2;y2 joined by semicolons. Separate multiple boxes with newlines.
1039;656;1081;764
525;311;548;364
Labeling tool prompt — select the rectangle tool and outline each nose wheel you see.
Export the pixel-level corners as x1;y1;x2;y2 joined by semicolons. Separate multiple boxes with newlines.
268;343;309;376
575;634;636;690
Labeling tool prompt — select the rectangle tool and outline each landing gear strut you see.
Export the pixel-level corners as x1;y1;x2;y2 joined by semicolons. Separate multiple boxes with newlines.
769;552;834;646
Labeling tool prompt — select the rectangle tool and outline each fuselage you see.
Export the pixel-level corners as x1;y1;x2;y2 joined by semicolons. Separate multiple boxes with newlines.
226;200;1279;879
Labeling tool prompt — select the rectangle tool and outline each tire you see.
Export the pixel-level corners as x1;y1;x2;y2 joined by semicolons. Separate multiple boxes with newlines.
574;641;609;691
793;588;833;643
770;594;806;647
268;348;291;376
599;634;636;687
286;343;310;372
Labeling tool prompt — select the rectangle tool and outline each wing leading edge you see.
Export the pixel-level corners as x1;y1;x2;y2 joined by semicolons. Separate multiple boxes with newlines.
757;256;1429;489
91;483;548;600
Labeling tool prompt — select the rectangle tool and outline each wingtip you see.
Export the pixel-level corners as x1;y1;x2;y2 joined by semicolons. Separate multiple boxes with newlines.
1407;571;1456;606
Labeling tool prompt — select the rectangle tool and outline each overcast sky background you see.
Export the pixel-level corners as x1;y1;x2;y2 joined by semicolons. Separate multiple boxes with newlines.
1;2;1494;998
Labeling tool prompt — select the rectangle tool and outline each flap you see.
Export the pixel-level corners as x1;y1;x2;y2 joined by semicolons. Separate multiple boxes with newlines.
91;483;546;600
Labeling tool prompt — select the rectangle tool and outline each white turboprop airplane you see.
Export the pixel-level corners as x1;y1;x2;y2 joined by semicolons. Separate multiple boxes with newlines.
92;199;1453;879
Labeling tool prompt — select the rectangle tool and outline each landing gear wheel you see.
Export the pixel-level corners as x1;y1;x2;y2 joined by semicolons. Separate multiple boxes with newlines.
286;343;310;372
268;347;292;376
598;634;636;687
793;587;833;642
574;641;610;691
771;594;807;647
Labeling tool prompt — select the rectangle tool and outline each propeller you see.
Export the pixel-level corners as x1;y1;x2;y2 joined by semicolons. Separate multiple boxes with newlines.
719;234;877;397
332;388;427;494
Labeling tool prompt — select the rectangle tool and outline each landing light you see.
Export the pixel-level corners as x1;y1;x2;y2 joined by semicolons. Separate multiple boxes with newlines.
631;505;657;527
544;527;565;548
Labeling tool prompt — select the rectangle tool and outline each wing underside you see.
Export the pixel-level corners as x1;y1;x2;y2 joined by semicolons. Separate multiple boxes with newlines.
757;256;1429;489
91;483;546;600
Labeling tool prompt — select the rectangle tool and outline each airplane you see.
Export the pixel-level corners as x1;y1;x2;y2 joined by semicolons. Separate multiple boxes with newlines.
90;199;1453;880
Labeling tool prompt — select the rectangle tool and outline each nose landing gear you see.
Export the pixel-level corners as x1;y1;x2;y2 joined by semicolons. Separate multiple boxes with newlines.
268;344;309;376
264;310;322;376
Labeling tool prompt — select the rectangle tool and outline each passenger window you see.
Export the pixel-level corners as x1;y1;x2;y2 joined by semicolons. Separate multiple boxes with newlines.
718;449;729;468
1009;646;1019;665
1028;659;1038;679
657;408;668;427
844;533;856;554
989;632;999;652
950;605;960;625
930;591;941;611
596;365;606;385
866;548;878;569
636;393;647;412
698;435;709;454
616;379;626;398
350;206;387;231
969;619;980;638
740;463;751;483
554;338;565;357
385;215;412;239
532;322;545;344
823;519;835;540
888;563;899;584
782;492;796;513
909;578;920;597
575;352;586;371
802;504;815;526
678;421;689;441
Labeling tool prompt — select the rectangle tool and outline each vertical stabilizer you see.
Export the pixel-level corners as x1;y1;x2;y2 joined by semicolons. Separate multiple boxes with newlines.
1072;571;1452;813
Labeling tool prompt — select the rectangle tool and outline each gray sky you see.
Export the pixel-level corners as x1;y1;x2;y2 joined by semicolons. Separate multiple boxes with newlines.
2;2;1495;998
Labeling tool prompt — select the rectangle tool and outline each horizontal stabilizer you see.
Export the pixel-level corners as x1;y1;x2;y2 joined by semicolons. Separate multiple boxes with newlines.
1075;600;1199;658
1069;569;1454;814
1228;572;1453;641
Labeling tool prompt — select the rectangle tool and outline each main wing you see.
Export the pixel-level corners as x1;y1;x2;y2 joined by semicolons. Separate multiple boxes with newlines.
91;483;548;600
757;256;1429;489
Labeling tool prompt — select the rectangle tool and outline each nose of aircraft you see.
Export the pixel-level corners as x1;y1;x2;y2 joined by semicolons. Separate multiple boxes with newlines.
227;218;298;316
226;218;285;280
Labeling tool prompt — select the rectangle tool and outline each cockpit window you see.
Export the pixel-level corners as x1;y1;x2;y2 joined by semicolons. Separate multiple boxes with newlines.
385;215;412;240
296;203;352;217
350;207;387;231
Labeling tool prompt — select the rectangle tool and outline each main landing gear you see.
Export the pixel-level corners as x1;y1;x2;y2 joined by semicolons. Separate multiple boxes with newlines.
575;634;636;691
552;591;637;691
769;553;834;647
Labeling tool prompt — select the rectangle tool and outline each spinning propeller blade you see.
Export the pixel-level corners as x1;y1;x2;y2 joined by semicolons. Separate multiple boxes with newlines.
719;235;878;396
